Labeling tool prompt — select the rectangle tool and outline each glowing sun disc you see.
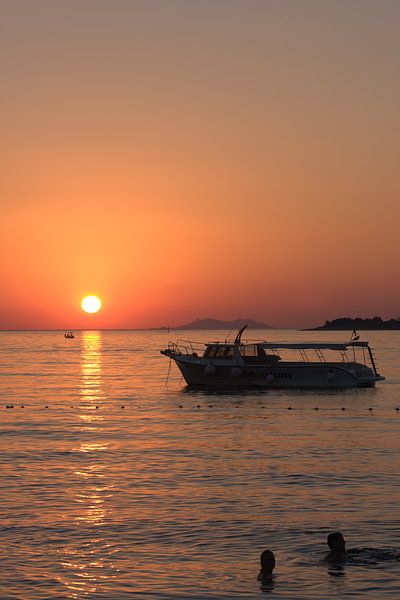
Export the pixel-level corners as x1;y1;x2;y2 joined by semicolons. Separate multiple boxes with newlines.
81;295;102;314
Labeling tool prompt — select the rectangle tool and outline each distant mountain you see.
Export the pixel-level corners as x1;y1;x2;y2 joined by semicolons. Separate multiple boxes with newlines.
174;318;271;330
310;316;400;330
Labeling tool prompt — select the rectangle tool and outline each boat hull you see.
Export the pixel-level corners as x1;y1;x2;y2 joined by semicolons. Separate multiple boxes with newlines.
170;358;382;389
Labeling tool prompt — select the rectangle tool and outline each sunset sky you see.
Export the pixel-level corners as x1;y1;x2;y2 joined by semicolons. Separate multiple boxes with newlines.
1;0;399;329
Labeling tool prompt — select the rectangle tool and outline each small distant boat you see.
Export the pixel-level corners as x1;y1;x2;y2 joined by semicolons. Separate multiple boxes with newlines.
160;325;385;389
64;332;75;339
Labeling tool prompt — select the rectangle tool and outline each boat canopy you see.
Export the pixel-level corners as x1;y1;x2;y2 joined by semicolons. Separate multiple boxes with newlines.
200;340;370;351
255;341;369;350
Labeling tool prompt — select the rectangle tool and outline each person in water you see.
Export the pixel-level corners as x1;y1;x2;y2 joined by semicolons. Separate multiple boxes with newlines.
257;549;276;582
324;532;347;561
325;531;400;563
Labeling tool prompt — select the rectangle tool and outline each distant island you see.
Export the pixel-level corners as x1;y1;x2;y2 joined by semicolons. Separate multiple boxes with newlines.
311;317;400;330
172;318;271;330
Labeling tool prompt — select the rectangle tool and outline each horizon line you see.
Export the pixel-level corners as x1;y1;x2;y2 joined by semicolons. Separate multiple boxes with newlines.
0;326;289;332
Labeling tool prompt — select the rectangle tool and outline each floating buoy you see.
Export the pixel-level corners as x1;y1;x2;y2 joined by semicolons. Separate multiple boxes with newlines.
231;367;242;378
288;406;292;410
314;407;319;410
205;364;216;376
341;407;345;411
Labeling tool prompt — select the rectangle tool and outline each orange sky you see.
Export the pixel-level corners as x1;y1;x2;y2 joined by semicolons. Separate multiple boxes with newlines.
1;1;399;329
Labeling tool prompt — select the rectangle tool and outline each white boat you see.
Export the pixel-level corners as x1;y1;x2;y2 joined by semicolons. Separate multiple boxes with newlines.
160;326;385;389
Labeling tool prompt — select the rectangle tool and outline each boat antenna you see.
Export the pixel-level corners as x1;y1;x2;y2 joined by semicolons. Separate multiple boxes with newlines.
226;315;242;342
234;324;247;345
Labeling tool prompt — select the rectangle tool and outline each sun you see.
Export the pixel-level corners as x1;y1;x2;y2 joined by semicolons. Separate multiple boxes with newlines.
81;295;102;314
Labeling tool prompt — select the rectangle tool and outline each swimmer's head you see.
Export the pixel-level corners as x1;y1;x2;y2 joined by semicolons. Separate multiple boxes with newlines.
327;532;346;553
260;549;276;574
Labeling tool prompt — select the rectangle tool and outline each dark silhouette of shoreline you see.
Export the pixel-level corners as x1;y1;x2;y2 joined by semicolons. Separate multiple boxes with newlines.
310;316;400;330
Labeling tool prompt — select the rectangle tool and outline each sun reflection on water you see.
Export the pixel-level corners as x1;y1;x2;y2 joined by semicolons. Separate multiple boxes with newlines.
80;331;105;409
58;332;117;598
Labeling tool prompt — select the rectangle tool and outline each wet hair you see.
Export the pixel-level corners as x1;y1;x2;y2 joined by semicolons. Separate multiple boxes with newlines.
260;549;276;572
327;532;345;550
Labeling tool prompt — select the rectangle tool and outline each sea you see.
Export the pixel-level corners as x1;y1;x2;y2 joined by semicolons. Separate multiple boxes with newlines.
0;329;399;600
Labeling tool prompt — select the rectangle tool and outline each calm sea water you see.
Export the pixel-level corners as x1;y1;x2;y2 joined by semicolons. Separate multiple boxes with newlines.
0;329;399;600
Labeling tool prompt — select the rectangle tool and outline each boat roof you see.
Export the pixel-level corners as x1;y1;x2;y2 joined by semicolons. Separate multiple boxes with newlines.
205;341;369;350
257;341;369;350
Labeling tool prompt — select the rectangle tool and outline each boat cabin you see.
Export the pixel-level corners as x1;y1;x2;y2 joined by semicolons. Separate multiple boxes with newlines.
203;343;281;364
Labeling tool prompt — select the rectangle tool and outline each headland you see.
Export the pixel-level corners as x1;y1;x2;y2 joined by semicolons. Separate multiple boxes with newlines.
310;317;400;330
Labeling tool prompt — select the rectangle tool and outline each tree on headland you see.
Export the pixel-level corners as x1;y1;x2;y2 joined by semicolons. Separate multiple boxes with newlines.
312;316;400;330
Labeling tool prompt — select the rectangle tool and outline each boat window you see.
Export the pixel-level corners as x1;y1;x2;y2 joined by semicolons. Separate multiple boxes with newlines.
222;346;234;359
204;346;217;358
215;346;231;358
240;344;258;357
204;345;233;359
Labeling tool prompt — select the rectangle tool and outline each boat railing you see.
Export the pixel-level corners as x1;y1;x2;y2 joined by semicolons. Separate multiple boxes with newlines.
166;339;205;356
253;342;378;372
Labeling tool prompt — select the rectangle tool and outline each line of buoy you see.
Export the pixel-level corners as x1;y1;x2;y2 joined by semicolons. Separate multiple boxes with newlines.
181;406;398;411
3;405;400;411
